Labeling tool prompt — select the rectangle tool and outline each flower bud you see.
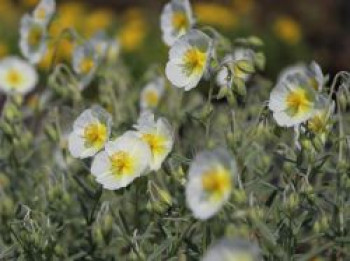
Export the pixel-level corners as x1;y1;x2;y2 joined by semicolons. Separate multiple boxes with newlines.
232;189;246;203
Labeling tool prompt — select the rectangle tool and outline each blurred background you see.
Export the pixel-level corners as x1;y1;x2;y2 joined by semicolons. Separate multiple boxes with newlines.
1;0;349;81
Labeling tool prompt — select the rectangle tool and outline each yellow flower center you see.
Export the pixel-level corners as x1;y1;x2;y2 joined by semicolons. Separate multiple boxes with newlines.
6;69;23;87
28;26;44;47
273;17;301;45
83;122;107;149
286;88;313;116
172;11;188;31
183;48;207;75
201;166;231;200
144;90;159;107
142;133;166;157
79;57;95;75
110;151;134;176
35;7;46;20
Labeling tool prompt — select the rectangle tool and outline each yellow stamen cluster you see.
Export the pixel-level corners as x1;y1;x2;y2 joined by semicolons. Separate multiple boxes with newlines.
172;11;188;31
80;57;95;75
28;26;44;47
286;88;312;116
84;122;107;149
201;166;231;200
142;133;166;156
183;48;206;75
145;90;159;107
6;69;23;87
110;151;134;176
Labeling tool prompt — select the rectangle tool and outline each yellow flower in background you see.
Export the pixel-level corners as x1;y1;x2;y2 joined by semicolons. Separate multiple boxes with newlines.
20;0;39;8
84;9;114;37
38;46;54;70
273;16;302;45
0;0;18;21
231;0;254;15
194;3;237;29
57;38;74;62
119;9;147;52
0;42;9;58
40;38;74;68
49;2;85;38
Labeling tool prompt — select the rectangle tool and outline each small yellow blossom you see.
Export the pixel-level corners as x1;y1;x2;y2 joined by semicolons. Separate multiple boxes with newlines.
273;16;302;45
20;0;39;8
231;0;254;15
84;9;114;37
194;3;237;29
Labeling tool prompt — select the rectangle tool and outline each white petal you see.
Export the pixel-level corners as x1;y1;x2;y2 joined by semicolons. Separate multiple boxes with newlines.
91;151;111;177
68;132;98;158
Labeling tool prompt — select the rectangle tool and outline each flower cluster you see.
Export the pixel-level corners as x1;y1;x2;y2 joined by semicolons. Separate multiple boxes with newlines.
68;107;174;190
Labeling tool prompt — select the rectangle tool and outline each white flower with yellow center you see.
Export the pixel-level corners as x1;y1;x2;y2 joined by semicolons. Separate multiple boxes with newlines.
186;149;236;220
166;29;212;91
202;238;261;261
278;61;325;92
140;77;165;110
269;75;323;127
160;0;195;46
0;57;38;95
133;112;174;171
91;132;152;190
72;42;99;89
68;106;112;159
19;14;47;64
33;0;56;25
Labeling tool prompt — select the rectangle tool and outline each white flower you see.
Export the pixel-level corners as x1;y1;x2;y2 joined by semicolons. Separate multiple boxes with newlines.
160;0;195;46
140;77;165;110
91;132;152;190
202;238;261;261
33;0;56;25
19;14;47;64
269;74;324;127
133;111;174;171
0;57;38;95
186;149;236;220
68;106;112;159
216;48;255;88
72;42;99;88
278;61;325;92
166;29;212;91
